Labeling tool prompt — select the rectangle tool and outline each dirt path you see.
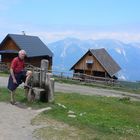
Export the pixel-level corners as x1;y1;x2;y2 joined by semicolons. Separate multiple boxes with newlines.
55;82;140;100
0;102;40;140
1;77;140;100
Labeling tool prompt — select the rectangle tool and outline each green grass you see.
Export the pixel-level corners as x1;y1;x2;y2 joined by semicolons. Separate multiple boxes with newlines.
43;92;140;140
0;87;51;109
0;72;9;77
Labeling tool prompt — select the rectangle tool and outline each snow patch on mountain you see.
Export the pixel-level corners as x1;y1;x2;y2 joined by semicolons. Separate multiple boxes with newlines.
115;48;126;57
60;46;67;58
115;48;121;54
118;74;127;81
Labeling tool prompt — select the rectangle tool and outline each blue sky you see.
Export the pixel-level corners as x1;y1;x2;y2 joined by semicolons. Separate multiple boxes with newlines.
0;0;140;43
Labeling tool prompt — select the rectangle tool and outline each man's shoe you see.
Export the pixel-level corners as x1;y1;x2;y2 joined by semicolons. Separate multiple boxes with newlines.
10;101;15;105
24;85;31;89
10;101;19;105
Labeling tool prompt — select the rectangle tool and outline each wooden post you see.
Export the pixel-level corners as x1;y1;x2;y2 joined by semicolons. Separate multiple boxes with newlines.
40;59;48;87
60;72;63;78
32;71;40;87
45;73;54;102
49;78;55;102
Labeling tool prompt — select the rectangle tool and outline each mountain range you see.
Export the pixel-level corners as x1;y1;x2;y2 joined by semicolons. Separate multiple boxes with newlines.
48;38;140;81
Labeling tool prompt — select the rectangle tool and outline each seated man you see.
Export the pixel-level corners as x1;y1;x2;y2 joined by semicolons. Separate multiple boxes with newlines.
7;50;32;105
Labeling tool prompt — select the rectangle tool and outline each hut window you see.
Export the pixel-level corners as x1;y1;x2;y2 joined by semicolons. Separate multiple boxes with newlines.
86;60;93;64
86;60;93;68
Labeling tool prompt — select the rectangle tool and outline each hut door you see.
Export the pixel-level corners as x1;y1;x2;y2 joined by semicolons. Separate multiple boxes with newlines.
85;70;92;75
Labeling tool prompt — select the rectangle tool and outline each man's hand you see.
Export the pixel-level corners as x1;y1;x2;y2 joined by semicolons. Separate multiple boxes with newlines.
13;78;17;84
10;68;17;84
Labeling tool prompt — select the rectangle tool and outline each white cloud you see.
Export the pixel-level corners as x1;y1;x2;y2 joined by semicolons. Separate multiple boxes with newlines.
28;30;140;44
1;21;140;44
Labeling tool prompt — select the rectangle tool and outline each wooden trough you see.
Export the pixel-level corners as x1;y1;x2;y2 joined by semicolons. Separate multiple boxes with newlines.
27;59;54;103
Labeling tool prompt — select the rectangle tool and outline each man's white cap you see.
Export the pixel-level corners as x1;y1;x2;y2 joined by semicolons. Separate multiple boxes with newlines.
19;50;26;55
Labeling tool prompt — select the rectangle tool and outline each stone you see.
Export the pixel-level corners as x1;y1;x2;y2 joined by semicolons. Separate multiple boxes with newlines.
36;107;52;113
68;110;75;114
57;103;67;109
68;114;76;118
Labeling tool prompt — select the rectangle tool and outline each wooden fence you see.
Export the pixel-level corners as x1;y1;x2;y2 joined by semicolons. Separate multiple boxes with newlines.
0;62;8;72
0;62;118;85
48;70;118;85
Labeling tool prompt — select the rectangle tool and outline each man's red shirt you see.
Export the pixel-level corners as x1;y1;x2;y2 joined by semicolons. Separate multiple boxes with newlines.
11;57;25;73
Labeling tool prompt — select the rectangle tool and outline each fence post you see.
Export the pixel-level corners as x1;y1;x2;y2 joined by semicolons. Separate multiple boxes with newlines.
60;72;63;78
45;73;54;102
40;59;48;87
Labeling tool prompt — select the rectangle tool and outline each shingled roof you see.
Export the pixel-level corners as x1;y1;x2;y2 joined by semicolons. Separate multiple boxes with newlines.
0;34;53;57
71;48;121;77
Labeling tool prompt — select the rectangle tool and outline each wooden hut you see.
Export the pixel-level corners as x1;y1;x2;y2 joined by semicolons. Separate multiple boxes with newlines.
70;48;121;79
0;34;53;69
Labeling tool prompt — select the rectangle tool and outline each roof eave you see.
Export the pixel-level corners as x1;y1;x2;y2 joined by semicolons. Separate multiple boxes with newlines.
70;50;90;70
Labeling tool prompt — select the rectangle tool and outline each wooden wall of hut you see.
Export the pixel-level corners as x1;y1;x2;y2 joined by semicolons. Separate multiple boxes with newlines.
0;38;20;51
74;52;105;73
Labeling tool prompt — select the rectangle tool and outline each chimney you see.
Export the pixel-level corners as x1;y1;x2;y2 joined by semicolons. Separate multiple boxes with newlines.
22;31;26;35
